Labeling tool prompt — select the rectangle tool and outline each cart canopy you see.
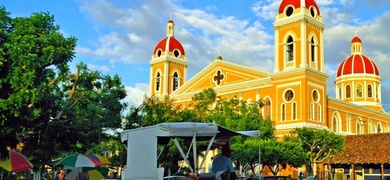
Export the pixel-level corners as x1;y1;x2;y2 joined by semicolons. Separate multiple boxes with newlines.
121;122;259;180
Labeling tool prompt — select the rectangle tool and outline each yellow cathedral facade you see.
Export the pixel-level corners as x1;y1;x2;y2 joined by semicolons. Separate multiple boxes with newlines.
148;0;390;137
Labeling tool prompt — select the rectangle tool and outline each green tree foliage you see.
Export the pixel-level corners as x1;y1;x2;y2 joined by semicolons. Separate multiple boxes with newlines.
0;7;127;170
0;7;76;158
192;88;216;117
124;106;143;129
260;139;307;175
286;127;344;175
139;95;182;126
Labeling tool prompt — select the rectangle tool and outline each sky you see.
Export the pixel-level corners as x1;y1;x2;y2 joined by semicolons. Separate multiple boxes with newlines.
2;0;390;112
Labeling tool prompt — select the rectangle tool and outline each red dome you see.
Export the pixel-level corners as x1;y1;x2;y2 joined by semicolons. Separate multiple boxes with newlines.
168;19;174;24
336;54;380;77
153;36;185;56
278;0;320;15
351;36;362;43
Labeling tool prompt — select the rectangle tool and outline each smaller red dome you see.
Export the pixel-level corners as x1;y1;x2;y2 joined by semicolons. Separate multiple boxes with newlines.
153;36;185;56
336;54;379;77
168;19;174;24
351;36;362;43
278;0;321;15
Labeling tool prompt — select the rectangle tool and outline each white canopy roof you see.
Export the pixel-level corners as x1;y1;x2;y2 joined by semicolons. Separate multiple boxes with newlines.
121;122;259;143
121;122;259;180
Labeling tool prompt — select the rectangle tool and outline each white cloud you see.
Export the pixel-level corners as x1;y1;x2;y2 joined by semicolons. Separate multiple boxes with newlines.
124;83;149;107
251;0;280;21
77;0;274;73
128;33;142;43
316;0;336;6
86;63;111;72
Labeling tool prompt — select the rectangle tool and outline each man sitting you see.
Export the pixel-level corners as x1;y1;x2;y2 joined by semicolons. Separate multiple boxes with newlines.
211;145;237;180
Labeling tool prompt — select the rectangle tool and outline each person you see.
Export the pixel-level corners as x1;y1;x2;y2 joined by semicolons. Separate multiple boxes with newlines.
298;172;304;180
58;170;65;180
211;145;237;180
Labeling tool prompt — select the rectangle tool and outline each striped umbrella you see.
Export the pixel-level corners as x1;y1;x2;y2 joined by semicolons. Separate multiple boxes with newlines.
87;169;105;179
55;154;101;167
0;150;33;172
87;154;111;165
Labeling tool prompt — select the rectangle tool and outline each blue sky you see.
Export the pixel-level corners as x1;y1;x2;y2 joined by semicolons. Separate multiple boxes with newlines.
2;0;390;111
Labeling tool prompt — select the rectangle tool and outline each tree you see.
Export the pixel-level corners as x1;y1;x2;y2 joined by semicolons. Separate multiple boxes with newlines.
260;139;307;175
138;95;182;126
192;88;216;118
0;7;127;172
0;7;76;158
287;127;344;175
22;62;127;168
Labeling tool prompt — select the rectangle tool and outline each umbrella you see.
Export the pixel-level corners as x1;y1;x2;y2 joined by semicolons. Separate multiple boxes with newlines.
87;169;105;179
0;150;33;172
65;167;109;180
87;154;111;165
82;166;109;177
55;154;101;167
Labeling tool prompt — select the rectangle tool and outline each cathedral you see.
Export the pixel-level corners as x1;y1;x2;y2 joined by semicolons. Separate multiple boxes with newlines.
148;0;390;137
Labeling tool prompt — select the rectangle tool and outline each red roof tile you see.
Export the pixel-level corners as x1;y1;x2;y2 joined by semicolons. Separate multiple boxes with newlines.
328;133;390;164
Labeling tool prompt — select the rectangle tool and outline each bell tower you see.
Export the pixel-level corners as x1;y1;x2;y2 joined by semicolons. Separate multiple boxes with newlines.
149;18;188;97
273;0;325;72
272;0;329;127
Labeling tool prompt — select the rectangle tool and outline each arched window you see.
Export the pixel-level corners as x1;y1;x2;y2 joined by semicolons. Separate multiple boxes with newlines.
368;85;372;97
357;120;364;135
156;72;161;91
332;116;338;132
377;123;382;133
292;102;297;120
264;98;271;118
317;104;322;122
286;36;294;61
281;104;286;121
173;72;179;91
310;102;314;120
356;84;362;97
310;37;316;62
346;85;351;98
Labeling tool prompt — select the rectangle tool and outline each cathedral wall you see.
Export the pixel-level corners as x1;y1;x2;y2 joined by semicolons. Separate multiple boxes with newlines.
327;99;390;135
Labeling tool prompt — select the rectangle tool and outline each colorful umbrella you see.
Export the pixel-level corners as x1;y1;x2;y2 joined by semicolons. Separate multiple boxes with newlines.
65;167;109;180
87;169;105;179
55;154;101;167
87;154;111;165
0;150;33;172
82;166;109;177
